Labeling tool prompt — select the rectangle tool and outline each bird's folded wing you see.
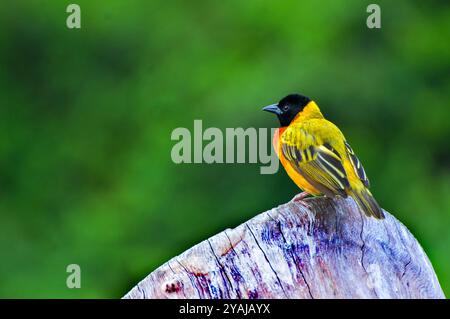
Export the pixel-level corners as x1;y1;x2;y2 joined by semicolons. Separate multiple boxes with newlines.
281;132;350;198
344;141;370;188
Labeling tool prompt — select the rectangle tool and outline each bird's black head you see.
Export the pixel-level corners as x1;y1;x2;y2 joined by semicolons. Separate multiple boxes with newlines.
263;94;311;127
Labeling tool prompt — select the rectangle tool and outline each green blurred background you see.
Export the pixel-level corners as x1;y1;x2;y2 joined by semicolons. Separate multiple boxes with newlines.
0;0;448;298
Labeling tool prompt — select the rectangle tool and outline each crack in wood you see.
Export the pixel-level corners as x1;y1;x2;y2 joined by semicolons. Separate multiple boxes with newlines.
357;206;379;298
275;218;314;299
207;239;235;298
392;220;414;276
358;209;367;273
402;258;412;279
167;261;176;274
176;259;201;298
246;224;288;298
224;230;241;260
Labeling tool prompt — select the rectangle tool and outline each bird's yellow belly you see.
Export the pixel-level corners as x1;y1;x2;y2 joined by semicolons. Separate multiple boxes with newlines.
273;126;322;196
280;155;322;196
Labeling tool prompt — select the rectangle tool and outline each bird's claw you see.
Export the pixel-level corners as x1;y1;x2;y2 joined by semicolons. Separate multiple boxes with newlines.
291;191;311;202
291;191;312;210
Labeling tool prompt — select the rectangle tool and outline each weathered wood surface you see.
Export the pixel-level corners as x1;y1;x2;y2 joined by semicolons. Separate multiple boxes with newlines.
124;197;444;299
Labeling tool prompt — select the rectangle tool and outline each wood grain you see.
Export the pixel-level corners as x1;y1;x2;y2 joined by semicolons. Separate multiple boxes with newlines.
124;197;444;299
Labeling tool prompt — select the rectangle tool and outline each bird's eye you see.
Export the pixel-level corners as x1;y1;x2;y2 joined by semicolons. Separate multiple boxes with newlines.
282;105;289;111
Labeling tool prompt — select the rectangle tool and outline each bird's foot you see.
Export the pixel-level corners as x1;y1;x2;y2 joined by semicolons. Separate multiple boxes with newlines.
291;191;311;202
290;191;312;210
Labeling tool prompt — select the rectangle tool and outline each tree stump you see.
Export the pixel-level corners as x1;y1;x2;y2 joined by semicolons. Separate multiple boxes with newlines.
123;197;444;299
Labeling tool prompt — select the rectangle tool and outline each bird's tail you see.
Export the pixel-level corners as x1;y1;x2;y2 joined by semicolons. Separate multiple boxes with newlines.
350;188;384;219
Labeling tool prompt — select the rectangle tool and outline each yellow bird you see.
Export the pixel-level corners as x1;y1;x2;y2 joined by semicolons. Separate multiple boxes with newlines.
263;94;384;219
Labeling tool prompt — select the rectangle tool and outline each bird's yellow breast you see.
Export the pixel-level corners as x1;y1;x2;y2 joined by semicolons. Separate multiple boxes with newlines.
273;127;322;195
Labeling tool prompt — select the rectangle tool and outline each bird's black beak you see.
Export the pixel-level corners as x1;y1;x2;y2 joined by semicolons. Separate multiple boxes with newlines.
262;103;281;115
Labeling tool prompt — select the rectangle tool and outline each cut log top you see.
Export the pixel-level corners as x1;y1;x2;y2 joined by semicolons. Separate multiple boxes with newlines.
123;197;444;299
